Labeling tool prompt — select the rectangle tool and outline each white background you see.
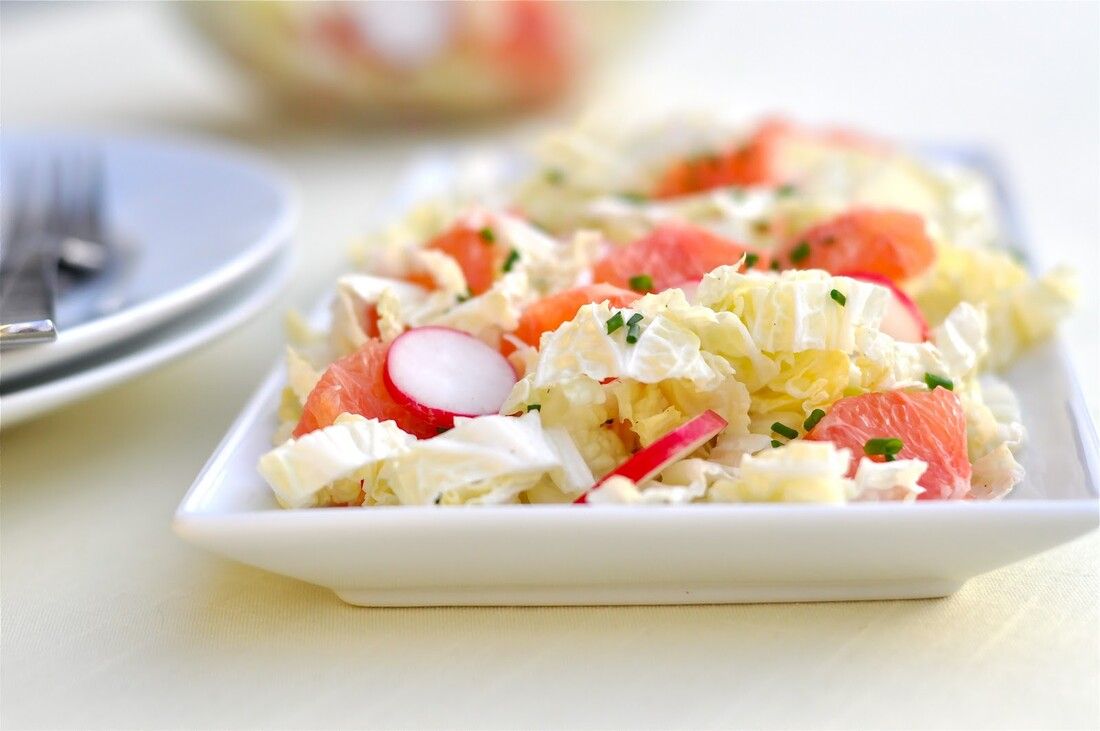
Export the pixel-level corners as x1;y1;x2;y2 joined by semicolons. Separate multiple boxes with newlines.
2;3;1097;729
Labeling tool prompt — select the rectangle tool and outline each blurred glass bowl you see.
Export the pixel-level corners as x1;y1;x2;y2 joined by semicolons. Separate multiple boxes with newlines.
184;0;583;120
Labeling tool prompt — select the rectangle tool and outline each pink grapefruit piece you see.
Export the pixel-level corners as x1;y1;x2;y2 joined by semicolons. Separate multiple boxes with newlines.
805;388;971;500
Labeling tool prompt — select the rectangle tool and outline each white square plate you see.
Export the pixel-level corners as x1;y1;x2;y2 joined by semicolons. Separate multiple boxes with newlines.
174;148;1099;606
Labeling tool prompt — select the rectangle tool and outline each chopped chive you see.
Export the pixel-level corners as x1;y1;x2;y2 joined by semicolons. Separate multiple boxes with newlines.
619;192;648;204
829;289;847;306
605;311;625;334
771;422;799;440
478;227;495;244
502;248;520;273
744;252;760;268
864;437;903;462
626;322;641;344
628;274;653;293
924;372;954;391
777;183;797;197
527;404;542;412
789;241;811;264
544;168;565;185
626;313;644;326
771;439;783;448
803;408;826;432
769;260;781;272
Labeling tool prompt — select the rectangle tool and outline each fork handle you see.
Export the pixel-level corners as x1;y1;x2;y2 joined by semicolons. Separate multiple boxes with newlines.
0;318;58;346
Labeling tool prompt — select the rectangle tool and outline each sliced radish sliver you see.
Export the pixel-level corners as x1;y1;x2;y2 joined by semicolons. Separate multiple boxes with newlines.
384;326;517;430
576;410;728;503
841;270;930;343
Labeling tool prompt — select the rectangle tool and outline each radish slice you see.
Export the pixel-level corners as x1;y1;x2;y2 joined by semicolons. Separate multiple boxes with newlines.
384;327;517;430
576;410;728;504
841;270;930;343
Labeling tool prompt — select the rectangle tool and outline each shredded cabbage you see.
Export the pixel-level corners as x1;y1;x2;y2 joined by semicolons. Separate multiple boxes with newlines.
259;414;415;508
710;441;852;503
380;412;593;505
912;244;1077;369
698;268;888;354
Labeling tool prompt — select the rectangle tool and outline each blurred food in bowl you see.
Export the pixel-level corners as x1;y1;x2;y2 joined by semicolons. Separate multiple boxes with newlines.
185;0;584;119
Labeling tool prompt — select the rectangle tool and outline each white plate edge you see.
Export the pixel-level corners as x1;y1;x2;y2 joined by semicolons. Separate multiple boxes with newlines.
0;248;296;427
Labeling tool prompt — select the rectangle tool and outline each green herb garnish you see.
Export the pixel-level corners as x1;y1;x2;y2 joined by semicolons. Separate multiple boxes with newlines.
771;422;799;440
478;227;495;244
605;311;625;334
769;260;781;272
924;373;954;391
789;241;811;264
829;289;847;306
864;437;903;462
544;168;565;185
626;322;641;344
628;274;654;293
803;408;826;432
527;404;542;412
627;313;644;326
744;252;760;268
771;439;783;448
502;248;520;273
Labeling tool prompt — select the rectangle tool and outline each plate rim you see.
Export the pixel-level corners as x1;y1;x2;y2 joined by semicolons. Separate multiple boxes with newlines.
0;131;299;381
0;247;295;428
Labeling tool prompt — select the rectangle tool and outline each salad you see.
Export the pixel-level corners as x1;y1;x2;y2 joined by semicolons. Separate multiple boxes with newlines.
259;114;1077;508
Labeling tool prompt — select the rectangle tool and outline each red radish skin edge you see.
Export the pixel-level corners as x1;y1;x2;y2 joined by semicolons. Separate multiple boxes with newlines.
840;270;930;342
575;410;728;504
383;326;517;432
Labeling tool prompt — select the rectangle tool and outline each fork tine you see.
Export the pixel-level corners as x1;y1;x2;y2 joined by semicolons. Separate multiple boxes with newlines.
86;151;106;241
55;150;110;274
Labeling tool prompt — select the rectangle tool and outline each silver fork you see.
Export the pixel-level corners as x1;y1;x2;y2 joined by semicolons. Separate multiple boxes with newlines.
0;153;116;346
0;164;61;346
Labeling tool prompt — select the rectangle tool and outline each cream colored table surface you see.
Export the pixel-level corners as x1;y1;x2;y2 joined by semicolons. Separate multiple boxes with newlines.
2;4;1098;730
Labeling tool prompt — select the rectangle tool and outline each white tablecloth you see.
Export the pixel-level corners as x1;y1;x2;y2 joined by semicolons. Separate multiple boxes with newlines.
2;4;1097;729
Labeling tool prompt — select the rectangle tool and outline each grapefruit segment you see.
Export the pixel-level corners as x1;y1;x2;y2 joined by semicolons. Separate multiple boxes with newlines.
654;119;795;197
506;284;640;355
592;224;769;293
294;340;438;439
412;220;505;295
805;388;971;500
781;209;936;283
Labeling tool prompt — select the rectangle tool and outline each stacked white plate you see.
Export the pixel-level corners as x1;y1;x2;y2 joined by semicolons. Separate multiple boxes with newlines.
0;134;297;428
